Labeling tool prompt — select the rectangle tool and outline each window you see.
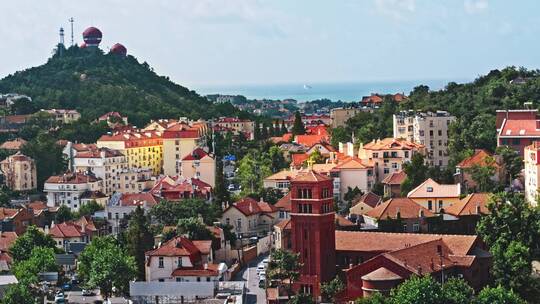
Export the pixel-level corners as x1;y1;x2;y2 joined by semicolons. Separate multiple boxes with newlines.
427;187;433;192
413;223;420;232
237;219;242;228
404;151;409;158
177;257;182;267
373;153;379;158
158;257;164;268
438;130;442;136
512;138;520;145
403;224;408;232
384;168;389;174
322;188;330;198
158;279;164;282
438;200;443;209
392;163;398;169
226;218;230;225
176;277;182;282
428;200;433;210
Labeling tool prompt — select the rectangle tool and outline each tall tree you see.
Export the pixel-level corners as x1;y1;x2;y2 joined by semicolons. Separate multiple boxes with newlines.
12;247;57;286
268;145;287;173
21;132;66;189
400;153;428;195
254;120;261;141
321;276;345;303
123;206;154;281
261;122;269;139
78;236;137;299
213;157;231;205
55;205;74;223
9;226;56;263
291;111;305;136
2;283;34;304
389;275;444;304
177;217;214;240
495;146;523;184
280;120;288;135
467;159;497;192
267;249;302;301
149;199;221;226
475;286;526;304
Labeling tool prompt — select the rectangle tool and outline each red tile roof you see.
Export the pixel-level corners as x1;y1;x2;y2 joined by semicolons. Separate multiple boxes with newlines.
333;157;372;170
171;263;220;277
274;219;291;230
295;134;329;147
335;214;355;227
499;118;540;137
444;193;491;217
335;231;479;255
352;192;381;208
75;147;124;158
364;198;435;220
49;222;86;238
275;193;292;211
227;197;277;216
291;170;331;182
363;138;424;151
0;232;17;252
0;138;26;150
45;172;100;184
407;178;460;198
0;208;18;220
118;193;159;207
146;236;206;265
381;170;407;185
457;149;500;169
182;148;210;161
291;153;309;167
361;267;403;281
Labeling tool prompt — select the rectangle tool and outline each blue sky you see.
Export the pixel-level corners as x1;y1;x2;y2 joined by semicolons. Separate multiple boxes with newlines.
1;0;539;86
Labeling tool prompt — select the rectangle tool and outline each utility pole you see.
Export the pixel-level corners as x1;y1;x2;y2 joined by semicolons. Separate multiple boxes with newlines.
68;17;75;46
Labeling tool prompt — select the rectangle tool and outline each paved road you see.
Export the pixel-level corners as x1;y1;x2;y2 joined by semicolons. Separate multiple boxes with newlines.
234;255;267;304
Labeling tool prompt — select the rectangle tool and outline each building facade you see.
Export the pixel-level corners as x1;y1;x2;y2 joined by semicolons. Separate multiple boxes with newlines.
44;172;103;212
0;152;37;191
393;111;455;167
524;142;540;206
496;109;540;156
330;107;361;128
73;147;127;195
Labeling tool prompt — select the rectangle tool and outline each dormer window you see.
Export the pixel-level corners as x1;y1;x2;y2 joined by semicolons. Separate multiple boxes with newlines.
427;187;433;192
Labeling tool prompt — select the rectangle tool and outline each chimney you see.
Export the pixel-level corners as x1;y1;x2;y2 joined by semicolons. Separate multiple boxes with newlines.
44;225;49;234
204;263;208;270
81;223;86;234
51;221;55;228
475;203;481;215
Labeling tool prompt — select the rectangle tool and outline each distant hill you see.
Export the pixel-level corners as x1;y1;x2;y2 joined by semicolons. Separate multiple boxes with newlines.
0;46;241;126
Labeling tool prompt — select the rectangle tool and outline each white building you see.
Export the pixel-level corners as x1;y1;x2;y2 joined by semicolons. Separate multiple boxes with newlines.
44;172;103;212
393;110;455;167
106;192;159;235
524;142;540;206
73;147;127;195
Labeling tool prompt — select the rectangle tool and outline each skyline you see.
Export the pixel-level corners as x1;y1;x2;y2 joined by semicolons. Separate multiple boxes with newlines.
1;0;539;88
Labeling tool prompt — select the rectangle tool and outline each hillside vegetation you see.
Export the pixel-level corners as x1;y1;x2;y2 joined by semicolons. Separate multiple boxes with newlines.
0;46;240;126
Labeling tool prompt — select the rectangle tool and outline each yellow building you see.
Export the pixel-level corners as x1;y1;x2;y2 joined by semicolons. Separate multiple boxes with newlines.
97;130;163;175
407;178;461;213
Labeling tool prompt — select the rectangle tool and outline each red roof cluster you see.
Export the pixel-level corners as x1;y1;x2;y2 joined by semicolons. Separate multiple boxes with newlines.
227;197;277;216
150;176;212;200
45;172;100;184
118;193;159;207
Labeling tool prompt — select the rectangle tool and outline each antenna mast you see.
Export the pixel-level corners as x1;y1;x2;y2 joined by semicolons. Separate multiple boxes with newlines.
59;27;65;45
69;17;75;46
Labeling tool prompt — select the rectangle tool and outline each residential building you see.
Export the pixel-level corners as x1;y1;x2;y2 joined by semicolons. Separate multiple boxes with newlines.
149;176;212;201
44;172;103;212
349;192;382;218
180;148;216;187
73;147;127;195
214;117;254;140
0;152;37;191
524;142;540;205
381;170;407;198
407;178;461;213
496;109;540;156
47;217;99;251
0;207;34;235
357;138;425;183
363;198;436;233
443;193;491;234
97;129;163;175
393;110;455;167
274;219;292;250
339;232;492;300
117;168;154;193
97;111;128;127
160;120;204;176
331;157;375;201
106;192;159;235
455;149;503;192
220;197;278;238
41;109;81;123
330;107;361;128
145;236;226;282
0;232;18;271
263;170;296;193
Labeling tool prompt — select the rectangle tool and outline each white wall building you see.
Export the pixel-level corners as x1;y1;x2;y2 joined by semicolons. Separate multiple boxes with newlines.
44;172;103;212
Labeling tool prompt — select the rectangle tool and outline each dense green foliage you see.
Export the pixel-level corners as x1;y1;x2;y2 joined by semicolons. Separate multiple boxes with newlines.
0;46;242;126
149;199;221;226
122;206;154;281
177;217;214;240
12;246;57;286
321;276;345;302
268;249;302;300
78;236;137;299
1;283;34;304
9;226;56;262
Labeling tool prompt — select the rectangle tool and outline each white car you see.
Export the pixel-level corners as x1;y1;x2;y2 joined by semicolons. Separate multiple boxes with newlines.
262;258;270;265
259;270;266;278
256;264;266;274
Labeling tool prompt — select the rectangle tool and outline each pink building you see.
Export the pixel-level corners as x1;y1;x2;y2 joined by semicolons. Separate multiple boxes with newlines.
496;109;540;156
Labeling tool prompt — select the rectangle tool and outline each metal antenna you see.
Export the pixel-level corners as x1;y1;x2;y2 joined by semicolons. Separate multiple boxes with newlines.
59;27;65;45
69;17;75;46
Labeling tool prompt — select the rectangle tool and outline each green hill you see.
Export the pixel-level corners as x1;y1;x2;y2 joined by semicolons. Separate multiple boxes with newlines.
0;45;240;126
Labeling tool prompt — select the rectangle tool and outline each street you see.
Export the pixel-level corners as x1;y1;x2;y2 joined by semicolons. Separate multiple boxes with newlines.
234;255;267;304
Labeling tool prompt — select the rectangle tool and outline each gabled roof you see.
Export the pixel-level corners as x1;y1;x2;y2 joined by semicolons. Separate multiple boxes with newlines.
171;263;220;277
118;193;159;207
364;198;435;220
295;135;328;147
45;172;100;184
333;157;372;170
275;193;292;211
352;192;381;208
226;197;277;216
444;193;491;217
361;267;403;281
182;148;211;161
291;153;309;167
407;178;460;198
274;219;291;230
146;236;202;264
0;232;17;252
335;214;355;227
49;222;87;238
0;138;26;150
0;208;18;220
381;170;407;185
499;118;540;137
75;147;124;158
457;149;499;169
264;170;297;181
335;231;479;255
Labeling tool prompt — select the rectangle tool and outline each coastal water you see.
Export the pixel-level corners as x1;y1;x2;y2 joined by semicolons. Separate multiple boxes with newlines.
194;79;468;102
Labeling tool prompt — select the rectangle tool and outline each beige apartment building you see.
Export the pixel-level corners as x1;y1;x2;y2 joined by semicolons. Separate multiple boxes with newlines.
393;110;455;167
180;148;216;187
73;147;127;195
524;142;540;206
0;152;37;191
214;117;255;140
330;107;361;128
358;138;425;183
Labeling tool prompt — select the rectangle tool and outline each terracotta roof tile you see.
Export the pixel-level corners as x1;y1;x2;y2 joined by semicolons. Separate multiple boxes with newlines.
227;197;277;216
363;138;424;151
274;219;291;230
364;198;435;220
381;170;407;185
182;148;210;161
291;170;331;182
457;150;500;169
0;138;26;150
45;172;100;184
275;193;292;211
291;153;309;167
407;178;460;198
352;192;381;208
171;263;220;277
444;193;491;217
333;157;373;170
0;232;17;252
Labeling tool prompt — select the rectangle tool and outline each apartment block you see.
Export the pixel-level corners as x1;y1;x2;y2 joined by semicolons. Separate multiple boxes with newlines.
0;152;37;191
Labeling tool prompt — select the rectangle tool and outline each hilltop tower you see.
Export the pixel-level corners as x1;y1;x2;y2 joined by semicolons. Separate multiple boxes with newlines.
290;169;336;299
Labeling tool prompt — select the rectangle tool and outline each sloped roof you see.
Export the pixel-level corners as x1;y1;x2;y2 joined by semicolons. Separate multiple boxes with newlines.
49;222;86;238
381;170;407;185
335;231;479;255
45;172;100;184
0;208;18;220
171;263;220;277
0;138;26;150
444;193;491;217
457;149;499;169
182;148;210;161
227;197;277;216
363;138;424;151
75;147;124;158
364;198;435;220
275;192;292;211
352;192;381;208
118;193;159;207
499;118;540;137
274;219;291;230
265;170;297;181
292;170;331;182
361;267;403;281
333;157;372;170
291;153;309;167
295;134;329;147
407;178;460;198
0;232;17;252
335;214;355;227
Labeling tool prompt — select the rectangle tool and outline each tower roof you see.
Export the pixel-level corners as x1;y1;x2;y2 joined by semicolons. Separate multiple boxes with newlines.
292;169;331;183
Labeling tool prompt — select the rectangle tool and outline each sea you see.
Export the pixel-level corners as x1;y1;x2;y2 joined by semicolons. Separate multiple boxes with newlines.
193;79;468;103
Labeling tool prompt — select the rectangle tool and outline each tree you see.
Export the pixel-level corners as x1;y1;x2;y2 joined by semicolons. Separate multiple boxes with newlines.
330;126;350;148
400;153;428;196
123;206;154;281
254;121;261;141
267;249;302;300
2;283;34;304
288;293;314;304
291;111;305;136
269;145;287;173
306;149;325;165
490;240;531;293
281;120;288;135
12;246;57;286
261;122;269;139
78;236;137;299
355;292;387;304
441;277;474;304
321;276;345;302
495;146;523;184
77;200;103;217
55;205;74;223
21;132;66;189
9;226;56;263
149;199;221;226
236;150;272;195
344;186;363;208
213;158;231;205
467;161;497;192
177;217;214;240
259;187;284;205
389;275;444;304
475;286;526;304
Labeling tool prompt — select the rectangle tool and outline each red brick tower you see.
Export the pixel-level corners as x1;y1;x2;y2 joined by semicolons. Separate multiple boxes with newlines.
290;169;336;299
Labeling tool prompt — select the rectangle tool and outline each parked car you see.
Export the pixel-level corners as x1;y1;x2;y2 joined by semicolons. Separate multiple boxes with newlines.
54;293;65;303
259;276;266;288
256;264;266;274
262;258;270;265
82;289;95;296
62;283;72;291
228;184;236;191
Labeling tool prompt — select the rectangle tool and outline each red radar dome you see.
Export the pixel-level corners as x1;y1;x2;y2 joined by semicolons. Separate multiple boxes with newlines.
82;27;102;47
110;43;127;56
